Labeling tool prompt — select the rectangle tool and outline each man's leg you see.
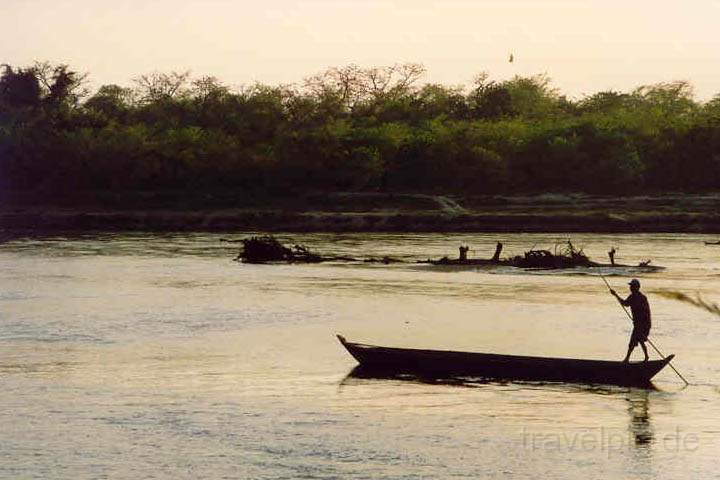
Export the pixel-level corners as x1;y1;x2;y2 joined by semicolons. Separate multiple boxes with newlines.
624;329;641;363
640;342;649;362
623;342;634;363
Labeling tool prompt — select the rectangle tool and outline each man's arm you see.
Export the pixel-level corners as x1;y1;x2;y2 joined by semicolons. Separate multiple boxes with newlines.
609;289;631;307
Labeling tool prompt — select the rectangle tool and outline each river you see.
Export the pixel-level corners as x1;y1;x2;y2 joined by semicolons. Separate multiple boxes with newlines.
1;232;719;479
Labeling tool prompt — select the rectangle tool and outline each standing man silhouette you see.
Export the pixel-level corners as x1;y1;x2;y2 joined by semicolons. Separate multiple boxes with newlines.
610;279;651;362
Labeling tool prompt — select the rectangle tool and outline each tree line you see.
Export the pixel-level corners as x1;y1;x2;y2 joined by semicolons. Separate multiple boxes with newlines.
2;61;720;201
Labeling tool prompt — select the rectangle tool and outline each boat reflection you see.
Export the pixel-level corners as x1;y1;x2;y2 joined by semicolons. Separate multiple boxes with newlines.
341;365;658;392
341;366;659;461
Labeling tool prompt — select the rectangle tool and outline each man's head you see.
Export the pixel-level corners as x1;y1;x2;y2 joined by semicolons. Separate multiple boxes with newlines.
629;278;641;292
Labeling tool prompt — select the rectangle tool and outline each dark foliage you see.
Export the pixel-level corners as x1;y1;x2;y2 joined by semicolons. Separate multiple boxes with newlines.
2;63;720;202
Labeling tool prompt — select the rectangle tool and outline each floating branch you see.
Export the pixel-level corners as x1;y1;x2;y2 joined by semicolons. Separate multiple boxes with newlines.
655;290;720;317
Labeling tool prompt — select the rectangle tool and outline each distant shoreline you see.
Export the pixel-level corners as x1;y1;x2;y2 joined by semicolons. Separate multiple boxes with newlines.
3;210;720;234
3;193;720;235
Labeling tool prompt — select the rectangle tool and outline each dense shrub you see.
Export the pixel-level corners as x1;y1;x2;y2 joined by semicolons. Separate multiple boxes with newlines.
2;62;719;201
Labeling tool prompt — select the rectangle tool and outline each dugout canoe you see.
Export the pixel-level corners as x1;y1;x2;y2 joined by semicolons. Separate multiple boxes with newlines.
337;335;673;386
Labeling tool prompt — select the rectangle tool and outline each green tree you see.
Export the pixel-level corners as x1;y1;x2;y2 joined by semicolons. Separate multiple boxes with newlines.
0;64;42;110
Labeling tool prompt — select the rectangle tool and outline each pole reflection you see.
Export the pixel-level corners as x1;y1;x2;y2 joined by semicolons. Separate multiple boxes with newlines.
627;388;653;447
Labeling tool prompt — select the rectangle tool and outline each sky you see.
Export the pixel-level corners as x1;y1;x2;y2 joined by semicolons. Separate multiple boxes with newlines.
3;0;720;100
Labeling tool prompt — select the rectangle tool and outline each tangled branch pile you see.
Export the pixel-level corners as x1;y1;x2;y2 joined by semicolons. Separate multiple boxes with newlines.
512;241;595;269
238;236;322;263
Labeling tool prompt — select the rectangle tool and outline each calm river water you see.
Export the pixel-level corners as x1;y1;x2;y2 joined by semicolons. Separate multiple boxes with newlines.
1;232;719;479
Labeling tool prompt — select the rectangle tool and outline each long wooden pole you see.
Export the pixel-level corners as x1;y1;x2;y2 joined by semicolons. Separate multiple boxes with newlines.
600;275;689;384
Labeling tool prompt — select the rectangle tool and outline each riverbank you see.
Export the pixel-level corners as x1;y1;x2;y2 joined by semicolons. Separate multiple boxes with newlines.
2;193;720;234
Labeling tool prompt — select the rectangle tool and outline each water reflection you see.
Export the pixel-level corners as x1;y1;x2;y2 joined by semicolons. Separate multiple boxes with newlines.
628;388;653;447
342;367;660;473
341;365;659;393
340;365;492;388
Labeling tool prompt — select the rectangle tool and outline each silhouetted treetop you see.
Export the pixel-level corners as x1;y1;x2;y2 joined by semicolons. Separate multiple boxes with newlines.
1;61;719;197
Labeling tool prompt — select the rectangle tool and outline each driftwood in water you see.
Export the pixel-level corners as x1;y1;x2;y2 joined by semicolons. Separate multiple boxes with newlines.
424;240;664;271
236;235;322;263
425;241;594;268
233;236;663;271
234;236;402;264
491;242;503;263
510;241;594;269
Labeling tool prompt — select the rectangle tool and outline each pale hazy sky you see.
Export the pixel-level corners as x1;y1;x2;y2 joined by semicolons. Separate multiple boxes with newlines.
4;0;720;100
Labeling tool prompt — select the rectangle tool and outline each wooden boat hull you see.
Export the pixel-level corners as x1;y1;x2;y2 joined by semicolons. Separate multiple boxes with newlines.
337;335;674;387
